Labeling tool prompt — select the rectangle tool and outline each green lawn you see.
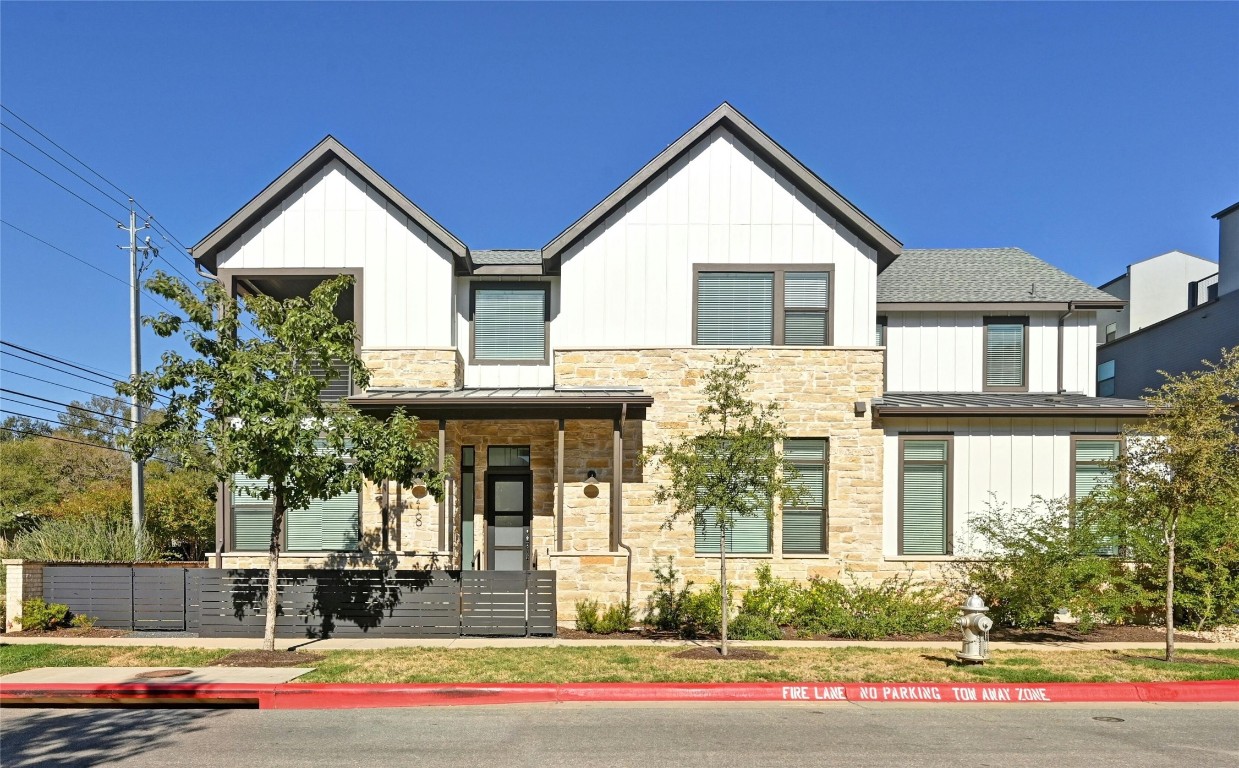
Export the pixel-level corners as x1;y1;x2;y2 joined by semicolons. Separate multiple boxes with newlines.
3;643;1238;684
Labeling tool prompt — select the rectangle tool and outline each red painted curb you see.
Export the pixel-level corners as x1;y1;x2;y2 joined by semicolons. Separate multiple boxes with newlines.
2;680;1236;709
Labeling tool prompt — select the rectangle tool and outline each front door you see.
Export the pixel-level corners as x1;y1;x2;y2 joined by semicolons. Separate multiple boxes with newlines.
485;473;532;571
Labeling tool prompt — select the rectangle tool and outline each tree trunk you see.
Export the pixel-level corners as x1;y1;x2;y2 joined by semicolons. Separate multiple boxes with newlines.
264;485;285;652
1165;517;1176;663
719;523;728;657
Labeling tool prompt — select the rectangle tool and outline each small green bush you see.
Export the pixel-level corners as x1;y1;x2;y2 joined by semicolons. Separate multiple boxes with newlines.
0;516;160;563
575;599;602;633
597;602;634;634
21;598;69;631
644;557;693;632
70;613;97;630
729;613;782;640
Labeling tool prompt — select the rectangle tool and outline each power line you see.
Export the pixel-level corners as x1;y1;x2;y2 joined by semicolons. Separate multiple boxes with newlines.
0;423;182;468
0;103;132;201
0;367;120;401
0;147;123;224
0;340;126;381
1;387;136;424
0;345;171;406
1;219;179;315
1;121;131;212
0;407;122;441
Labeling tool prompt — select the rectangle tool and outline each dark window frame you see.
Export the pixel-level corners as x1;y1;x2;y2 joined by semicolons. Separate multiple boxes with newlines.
782;438;829;555
692;263;835;346
897;433;954;557
982;315;1030;392
468;281;552;365
1070;433;1123;556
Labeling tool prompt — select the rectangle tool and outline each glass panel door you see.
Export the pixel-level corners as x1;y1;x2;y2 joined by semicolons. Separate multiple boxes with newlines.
486;473;532;571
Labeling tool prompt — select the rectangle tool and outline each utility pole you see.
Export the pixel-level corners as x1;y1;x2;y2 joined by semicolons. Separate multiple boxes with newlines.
119;201;158;550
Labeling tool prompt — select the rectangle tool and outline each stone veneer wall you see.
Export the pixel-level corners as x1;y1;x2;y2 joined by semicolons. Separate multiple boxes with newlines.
550;347;937;620
360;348;462;390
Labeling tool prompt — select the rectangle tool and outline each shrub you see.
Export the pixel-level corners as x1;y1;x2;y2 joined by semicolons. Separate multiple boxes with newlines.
736;564;799;626
729;613;783;640
575;599;602;633
644;557;693;633
21;598;69;631
951;495;1152;631
793;573;955;640
597;602;635;634
679;583;728;639
0;516;161;563
70;613;97;630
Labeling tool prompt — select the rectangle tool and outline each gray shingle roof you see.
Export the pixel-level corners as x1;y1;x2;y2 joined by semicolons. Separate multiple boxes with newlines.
471;249;541;265
877;248;1122;304
874;392;1149;416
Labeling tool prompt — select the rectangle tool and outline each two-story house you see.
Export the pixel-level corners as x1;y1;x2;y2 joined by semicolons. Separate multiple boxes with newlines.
191;104;1149;620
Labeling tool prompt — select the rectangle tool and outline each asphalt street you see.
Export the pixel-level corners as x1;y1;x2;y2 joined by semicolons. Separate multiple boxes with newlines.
2;702;1237;768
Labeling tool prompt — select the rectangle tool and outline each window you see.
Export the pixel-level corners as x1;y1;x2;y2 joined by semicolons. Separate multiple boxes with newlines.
694;266;830;346
875;316;887;347
1104;322;1117;344
899;437;951;556
461;446;476;570
230;473;360;552
488;445;530;467
782;439;827;554
983;316;1028;391
1097;360;1116;397
470;283;549;362
1073;437;1121;556
693;454;771;554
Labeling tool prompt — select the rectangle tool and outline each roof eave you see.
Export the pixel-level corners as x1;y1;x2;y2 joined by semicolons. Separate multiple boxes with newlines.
874;405;1151;417
541;102;901;267
191;136;468;272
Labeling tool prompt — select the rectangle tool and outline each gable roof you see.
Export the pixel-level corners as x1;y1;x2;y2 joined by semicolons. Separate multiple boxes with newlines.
192;135;467;273
541;102;902;269
877;248;1124;307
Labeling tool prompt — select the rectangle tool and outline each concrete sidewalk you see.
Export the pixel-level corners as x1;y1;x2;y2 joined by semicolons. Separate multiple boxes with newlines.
0;666;313;684
2;634;1236;651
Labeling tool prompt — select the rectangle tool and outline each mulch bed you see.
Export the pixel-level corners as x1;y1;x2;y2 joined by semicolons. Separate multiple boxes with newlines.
672;647;775;661
561;623;1211;644
5;628;129;638
208;650;326;667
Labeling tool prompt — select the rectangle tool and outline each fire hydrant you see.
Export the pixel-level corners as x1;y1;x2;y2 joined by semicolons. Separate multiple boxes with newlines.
955;594;993;664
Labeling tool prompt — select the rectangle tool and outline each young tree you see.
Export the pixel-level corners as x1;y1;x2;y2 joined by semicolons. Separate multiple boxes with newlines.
1102;347;1239;661
642;354;801;655
119;272;443;651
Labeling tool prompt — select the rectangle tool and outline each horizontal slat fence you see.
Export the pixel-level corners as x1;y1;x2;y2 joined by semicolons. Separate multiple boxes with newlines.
198;569;556;639
40;564;556;638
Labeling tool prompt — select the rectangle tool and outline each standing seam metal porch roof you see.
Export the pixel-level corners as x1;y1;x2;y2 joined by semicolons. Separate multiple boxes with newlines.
347;387;654;419
873;392;1150;416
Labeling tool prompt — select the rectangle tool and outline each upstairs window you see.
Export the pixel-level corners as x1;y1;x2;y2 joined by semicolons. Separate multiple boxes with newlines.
1097;360;1116;397
875;316;888;346
983;316;1028;391
1104;322;1117;343
471;283;550;363
694;267;830;346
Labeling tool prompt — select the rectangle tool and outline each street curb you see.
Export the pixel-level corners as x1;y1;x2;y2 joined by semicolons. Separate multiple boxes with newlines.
2;680;1237;709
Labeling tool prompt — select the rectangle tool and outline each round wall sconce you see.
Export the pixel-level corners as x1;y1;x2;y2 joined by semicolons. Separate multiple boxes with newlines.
411;481;429;499
583;469;600;499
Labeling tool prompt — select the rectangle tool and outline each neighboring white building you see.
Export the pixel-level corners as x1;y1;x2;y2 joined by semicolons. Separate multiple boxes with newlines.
1095;250;1218;345
1096;204;1239;399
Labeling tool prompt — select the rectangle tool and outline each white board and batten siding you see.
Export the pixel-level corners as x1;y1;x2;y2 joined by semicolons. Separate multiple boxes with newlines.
457;277;559;388
881;416;1128;558
555;127;880;349
884;311;1097;395
215;158;456;349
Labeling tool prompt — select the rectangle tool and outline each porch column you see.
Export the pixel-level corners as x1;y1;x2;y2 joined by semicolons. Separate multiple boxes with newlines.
438;419;446;553
556;418;565;551
610;415;623;551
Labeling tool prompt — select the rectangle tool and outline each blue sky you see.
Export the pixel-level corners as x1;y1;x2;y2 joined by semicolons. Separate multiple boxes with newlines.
1;2;1236;411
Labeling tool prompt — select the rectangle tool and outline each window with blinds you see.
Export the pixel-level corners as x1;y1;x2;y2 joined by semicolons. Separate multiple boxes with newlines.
694;506;771;554
782;439;827;554
471;283;549;362
694;268;831;346
875;316;887;347
230;473;360;552
899;438;950;556
984;317;1028;390
696;272;774;345
1074;438;1120;556
783;272;830;345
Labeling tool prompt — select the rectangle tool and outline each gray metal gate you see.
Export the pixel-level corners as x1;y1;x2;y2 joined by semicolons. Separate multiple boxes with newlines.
43;566;192;631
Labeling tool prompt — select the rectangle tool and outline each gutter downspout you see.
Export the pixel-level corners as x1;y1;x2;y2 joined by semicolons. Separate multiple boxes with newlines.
615;403;633;610
1057;303;1075;394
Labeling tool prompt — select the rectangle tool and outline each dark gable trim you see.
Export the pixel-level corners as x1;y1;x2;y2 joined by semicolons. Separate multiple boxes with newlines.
192;136;467;273
542;103;901;270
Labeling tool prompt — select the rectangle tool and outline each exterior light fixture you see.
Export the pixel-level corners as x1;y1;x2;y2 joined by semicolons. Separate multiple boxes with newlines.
410;479;429;499
854;401;867;417
583;470;600;498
